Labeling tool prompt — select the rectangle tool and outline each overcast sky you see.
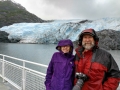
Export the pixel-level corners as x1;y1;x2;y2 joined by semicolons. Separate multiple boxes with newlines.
13;0;120;20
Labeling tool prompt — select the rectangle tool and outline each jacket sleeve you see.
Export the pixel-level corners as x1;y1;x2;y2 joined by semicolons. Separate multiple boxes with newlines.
44;54;54;90
103;54;120;90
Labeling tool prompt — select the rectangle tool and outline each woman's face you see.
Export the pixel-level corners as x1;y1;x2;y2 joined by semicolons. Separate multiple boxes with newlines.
61;45;71;53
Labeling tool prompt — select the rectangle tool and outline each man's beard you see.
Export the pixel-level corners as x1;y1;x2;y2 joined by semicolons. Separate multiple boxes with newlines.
82;42;95;50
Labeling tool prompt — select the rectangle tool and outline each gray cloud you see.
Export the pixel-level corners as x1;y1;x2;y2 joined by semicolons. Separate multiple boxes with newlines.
13;0;120;20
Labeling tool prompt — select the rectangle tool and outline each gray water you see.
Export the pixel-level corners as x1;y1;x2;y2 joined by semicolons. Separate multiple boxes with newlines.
0;43;120;66
0;43;57;65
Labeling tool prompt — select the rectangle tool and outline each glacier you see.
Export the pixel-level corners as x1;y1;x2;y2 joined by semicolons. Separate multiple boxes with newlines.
0;17;120;43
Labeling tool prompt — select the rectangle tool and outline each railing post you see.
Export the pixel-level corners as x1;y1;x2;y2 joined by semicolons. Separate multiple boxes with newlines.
22;61;26;90
2;55;5;82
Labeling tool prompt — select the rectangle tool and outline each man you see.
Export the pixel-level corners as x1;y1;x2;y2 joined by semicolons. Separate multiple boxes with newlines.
73;29;120;90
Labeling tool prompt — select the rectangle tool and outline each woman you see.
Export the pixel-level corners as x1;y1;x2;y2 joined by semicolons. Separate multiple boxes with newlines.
45;39;75;90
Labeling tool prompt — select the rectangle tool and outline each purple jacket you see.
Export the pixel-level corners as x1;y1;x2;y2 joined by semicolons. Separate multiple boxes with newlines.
45;39;75;90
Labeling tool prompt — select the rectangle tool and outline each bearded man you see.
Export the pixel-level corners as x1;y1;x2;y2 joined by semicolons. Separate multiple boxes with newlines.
73;29;120;90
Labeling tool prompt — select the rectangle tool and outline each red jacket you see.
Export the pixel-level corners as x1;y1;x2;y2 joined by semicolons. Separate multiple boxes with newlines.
74;47;120;90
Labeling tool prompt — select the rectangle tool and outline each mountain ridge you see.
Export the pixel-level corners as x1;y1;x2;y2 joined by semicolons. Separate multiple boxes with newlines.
0;0;44;28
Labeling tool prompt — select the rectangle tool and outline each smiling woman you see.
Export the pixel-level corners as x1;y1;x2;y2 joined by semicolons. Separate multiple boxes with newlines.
45;39;75;90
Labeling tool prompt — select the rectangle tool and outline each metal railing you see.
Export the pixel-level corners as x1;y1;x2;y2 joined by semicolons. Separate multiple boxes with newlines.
0;54;48;90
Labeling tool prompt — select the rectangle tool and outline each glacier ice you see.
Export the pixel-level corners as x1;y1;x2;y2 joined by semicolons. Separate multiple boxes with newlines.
0;17;120;43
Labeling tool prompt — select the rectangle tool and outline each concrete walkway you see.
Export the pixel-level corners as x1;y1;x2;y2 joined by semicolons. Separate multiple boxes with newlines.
0;77;9;90
0;77;18;90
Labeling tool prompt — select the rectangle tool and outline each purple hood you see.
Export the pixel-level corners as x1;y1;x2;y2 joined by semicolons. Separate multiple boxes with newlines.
56;39;74;55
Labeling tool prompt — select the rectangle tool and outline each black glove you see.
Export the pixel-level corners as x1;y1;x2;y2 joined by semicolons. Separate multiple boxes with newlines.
72;79;84;90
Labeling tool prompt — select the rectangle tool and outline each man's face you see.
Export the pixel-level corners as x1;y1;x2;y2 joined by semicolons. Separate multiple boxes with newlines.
82;34;95;50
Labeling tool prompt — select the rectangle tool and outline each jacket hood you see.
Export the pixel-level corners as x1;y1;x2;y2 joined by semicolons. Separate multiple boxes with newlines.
56;39;74;55
79;28;99;48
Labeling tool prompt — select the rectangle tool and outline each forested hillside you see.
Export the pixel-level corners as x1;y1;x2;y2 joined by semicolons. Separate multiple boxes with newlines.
0;0;44;28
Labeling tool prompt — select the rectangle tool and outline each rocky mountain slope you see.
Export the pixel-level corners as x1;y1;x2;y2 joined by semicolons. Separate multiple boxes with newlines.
97;29;120;50
0;0;44;28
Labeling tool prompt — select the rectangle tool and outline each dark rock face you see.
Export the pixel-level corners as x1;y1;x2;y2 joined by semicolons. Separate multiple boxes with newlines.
97;29;120;50
0;31;10;43
0;31;20;43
